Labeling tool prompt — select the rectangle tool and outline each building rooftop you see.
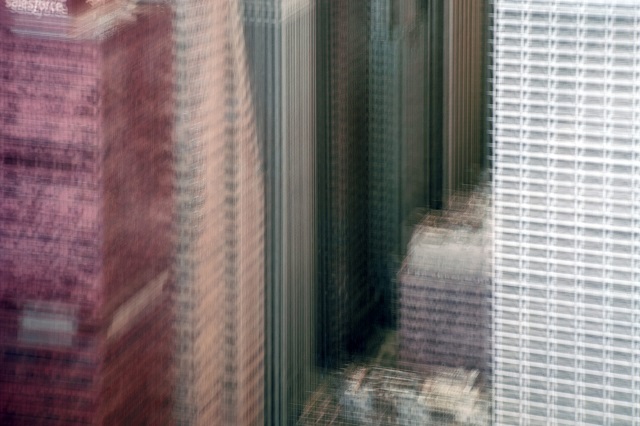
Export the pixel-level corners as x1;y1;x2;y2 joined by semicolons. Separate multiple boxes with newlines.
403;186;491;279
299;362;490;425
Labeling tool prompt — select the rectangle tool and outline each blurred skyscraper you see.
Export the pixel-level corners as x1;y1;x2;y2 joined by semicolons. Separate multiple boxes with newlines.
173;0;265;424
424;0;487;210
0;1;174;423
317;0;376;368
369;0;427;326
393;0;488;376
368;0;486;330
492;0;640;423
241;0;317;423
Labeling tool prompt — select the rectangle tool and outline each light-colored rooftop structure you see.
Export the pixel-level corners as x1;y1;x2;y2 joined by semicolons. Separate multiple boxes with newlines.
340;365;489;426
299;362;490;425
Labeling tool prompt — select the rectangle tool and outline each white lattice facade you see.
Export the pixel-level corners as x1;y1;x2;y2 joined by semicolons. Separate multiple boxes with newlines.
491;1;640;424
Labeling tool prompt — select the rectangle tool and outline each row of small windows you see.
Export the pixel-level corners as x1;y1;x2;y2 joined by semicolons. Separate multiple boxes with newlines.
496;146;638;161
495;80;637;95
497;261;636;281
497;321;638;342
495;357;640;378
496;401;634;424
496;34;639;51
494;48;636;67
495;9;638;26
497;409;620;426
497;380;638;406
503;358;640;378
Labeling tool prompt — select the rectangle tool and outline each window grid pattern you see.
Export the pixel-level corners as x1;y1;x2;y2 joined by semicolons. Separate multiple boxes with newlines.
491;1;640;424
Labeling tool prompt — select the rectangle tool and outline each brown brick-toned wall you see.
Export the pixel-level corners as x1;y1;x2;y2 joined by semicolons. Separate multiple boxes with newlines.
442;0;486;202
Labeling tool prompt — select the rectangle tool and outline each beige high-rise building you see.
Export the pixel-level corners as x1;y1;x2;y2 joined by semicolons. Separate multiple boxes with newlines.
172;0;264;424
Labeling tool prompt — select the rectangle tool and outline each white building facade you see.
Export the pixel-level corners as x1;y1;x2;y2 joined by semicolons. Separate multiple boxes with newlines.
492;0;640;424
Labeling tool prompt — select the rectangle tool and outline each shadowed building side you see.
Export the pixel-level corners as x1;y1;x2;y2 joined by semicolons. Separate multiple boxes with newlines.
369;0;427;327
317;0;375;369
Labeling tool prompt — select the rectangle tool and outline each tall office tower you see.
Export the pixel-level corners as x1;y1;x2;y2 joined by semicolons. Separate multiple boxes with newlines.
0;1;174;424
398;189;491;375
369;0;427;326
173;0;265;424
242;0;316;423
492;0;640;424
424;0;487;210
317;0;375;368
